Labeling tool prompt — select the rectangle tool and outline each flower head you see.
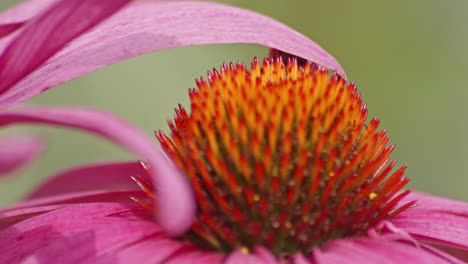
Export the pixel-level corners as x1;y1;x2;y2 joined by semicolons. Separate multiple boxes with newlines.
137;58;414;256
0;0;468;263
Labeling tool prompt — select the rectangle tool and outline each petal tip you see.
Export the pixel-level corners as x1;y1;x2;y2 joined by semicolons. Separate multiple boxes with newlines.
156;181;196;236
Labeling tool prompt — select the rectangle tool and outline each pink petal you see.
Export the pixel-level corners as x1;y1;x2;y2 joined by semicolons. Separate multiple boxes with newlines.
392;210;468;250
290;253;312;264
20;232;101;264
393;192;468;251
0;0;131;95
0;106;195;235
0;1;345;107
164;250;224;264
422;243;468;263
313;238;463;264
0;135;43;177
27;161;142;199
254;247;279;264
3;189;142;212
0;203;162;263
0;204;62;231
0;22;24;39
402;191;468;215
0;0;58;24
0;190;144;230
93;236;194;264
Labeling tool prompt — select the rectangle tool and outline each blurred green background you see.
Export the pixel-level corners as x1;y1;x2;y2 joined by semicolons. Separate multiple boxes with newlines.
0;0;467;206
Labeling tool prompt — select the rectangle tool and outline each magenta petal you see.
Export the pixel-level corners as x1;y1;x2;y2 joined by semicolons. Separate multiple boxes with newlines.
27;161;142;199
0;106;195;235
3;189;143;212
0;22;24;39
291;253;312;264
20;231;100;264
401;191;468;215
392;210;468;250
0;1;344;107
93;236;192;264
0;203;162;263
421;243;468;263
163;248;224;264
0;135;43;177
254;247;278;264
313;238;463;264
393;192;468;251
0;205;62;231
0;190;144;230
0;0;131;95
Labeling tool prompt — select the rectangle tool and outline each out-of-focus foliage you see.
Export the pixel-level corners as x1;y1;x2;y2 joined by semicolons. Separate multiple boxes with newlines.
0;0;467;206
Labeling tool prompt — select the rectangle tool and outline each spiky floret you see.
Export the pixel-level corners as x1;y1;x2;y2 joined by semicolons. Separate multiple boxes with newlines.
139;57;415;256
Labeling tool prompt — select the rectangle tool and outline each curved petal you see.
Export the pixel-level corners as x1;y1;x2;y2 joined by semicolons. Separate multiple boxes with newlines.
0;135;43;177
313;238;464;264
0;203;162;263
0;106;195;235
27;161;142;199
0;1;344;107
0;0;131;95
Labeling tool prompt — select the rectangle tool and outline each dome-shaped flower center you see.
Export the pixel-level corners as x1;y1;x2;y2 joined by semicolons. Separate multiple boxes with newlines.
134;57;415;256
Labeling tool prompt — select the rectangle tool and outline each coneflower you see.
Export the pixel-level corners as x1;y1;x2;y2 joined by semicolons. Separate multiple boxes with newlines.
0;0;467;263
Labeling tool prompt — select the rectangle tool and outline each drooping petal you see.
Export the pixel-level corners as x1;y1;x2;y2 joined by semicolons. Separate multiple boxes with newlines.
0;135;43;177
0;203;161;263
392;192;468;252
27;161;142;199
313;238;464;264
0;0;131;96
0;1;344;107
0;106;195;235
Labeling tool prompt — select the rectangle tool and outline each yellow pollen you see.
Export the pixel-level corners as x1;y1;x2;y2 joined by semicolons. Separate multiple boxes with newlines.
240;247;250;255
369;192;378;200
253;194;260;202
